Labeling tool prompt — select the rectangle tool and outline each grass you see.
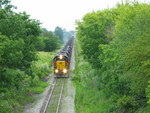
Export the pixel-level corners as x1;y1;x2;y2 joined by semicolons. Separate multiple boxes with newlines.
36;52;54;65
29;81;49;94
30;87;45;94
31;51;56;78
40;81;49;87
36;51;55;71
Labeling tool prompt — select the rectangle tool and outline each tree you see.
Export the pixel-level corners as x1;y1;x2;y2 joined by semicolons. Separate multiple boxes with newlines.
54;26;64;44
35;28;61;52
76;10;115;68
76;2;150;112
0;0;41;74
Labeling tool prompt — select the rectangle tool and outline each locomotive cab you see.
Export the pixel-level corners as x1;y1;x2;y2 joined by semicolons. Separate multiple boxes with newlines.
53;53;69;77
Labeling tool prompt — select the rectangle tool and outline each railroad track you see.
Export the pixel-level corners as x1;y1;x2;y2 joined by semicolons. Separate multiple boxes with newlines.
41;78;66;113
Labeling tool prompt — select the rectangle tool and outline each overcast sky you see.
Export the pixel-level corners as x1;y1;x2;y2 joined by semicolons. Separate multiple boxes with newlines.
11;0;149;31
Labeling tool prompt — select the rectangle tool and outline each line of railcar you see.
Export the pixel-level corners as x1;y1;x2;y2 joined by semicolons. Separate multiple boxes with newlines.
53;37;74;77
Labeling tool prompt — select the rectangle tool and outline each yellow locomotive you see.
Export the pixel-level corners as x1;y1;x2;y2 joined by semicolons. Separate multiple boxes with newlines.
53;37;74;77
53;54;69;77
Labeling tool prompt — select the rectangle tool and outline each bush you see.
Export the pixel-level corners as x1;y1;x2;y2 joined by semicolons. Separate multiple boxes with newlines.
0;68;31;91
117;95;138;112
0;100;13;113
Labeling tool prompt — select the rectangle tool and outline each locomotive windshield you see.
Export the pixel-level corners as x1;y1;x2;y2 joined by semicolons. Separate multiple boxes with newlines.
53;56;68;61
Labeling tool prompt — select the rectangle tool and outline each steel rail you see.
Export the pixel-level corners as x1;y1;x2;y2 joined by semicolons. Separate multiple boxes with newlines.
56;79;65;113
42;78;57;113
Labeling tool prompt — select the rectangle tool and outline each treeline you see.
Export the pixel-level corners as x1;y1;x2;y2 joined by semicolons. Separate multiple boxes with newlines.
76;1;150;112
0;0;74;112
36;27;75;52
36;28;60;52
36;26;75;52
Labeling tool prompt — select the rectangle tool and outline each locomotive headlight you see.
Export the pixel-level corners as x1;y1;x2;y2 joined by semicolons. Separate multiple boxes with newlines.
63;69;67;73
59;55;63;59
55;69;58;73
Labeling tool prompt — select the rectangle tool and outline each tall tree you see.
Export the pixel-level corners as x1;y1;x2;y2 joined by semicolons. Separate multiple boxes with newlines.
54;26;64;44
0;0;41;73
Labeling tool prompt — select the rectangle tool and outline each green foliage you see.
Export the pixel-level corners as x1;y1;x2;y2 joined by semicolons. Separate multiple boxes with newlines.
123;34;150;95
29;87;44;94
147;81;150;104
36;36;60;52
0;88;25;113
54;26;64;44
117;95;138;112
36;36;45;51
0;1;56;112
0;51;53;113
0;34;8;69
29;81;48;94
76;1;150;113
31;63;50;79
0;68;31;91
31;52;54;79
0;100;12;113
36;29;61;52
43;37;59;52
76;9;115;68
0;7;41;72
73;44;115;112
1;38;24;69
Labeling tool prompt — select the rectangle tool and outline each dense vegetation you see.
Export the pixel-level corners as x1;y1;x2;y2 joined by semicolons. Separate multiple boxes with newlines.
0;0;63;112
75;1;150;113
36;28;61;52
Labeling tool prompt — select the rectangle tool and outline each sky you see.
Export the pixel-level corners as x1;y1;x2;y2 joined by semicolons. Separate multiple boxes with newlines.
11;0;149;31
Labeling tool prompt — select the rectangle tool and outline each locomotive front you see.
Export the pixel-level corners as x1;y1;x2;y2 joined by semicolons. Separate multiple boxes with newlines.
53;37;74;77
53;53;69;77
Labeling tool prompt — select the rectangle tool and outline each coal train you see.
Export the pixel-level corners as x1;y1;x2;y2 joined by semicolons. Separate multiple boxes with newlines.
53;37;74;77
